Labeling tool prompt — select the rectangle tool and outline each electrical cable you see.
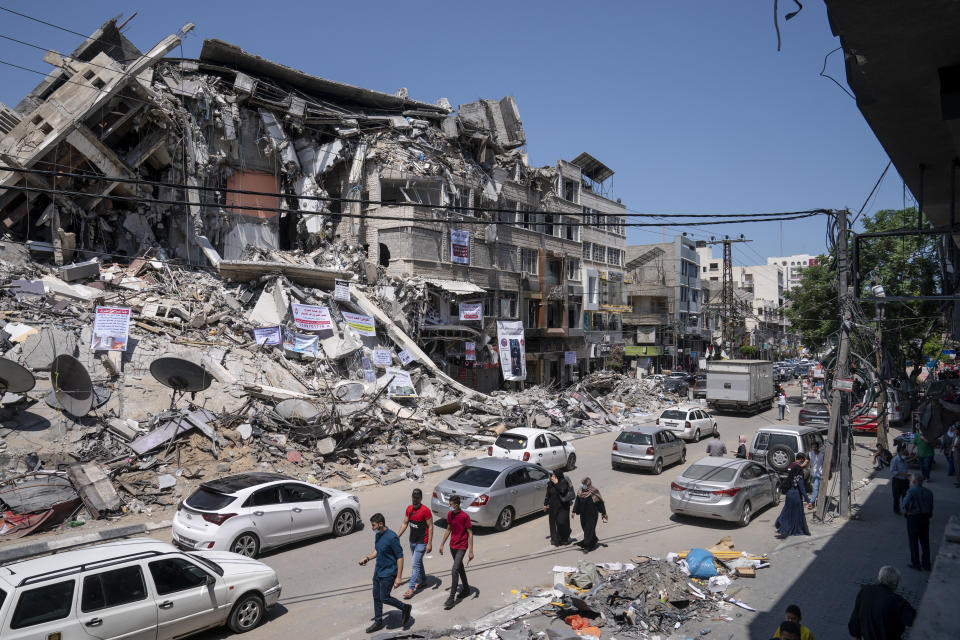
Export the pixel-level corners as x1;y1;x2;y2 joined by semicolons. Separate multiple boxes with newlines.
852;160;892;225
819;46;856;101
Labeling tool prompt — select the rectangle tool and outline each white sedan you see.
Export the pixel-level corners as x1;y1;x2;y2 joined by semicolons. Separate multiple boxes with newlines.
487;427;576;471
172;472;360;557
656;405;718;442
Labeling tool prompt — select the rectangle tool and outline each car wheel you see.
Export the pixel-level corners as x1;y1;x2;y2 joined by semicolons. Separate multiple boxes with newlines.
566;453;577;471
767;444;795;473
680;447;687;463
738;501;752;527
713;422;719;437
227;592;265;633
651;458;663;475
693;429;701;442
230;533;260;558
494;506;515;532
611;461;620;470
334;509;356;536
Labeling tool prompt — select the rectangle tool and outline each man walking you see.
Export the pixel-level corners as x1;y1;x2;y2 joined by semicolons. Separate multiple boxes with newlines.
439;495;473;610
890;446;910;514
777;391;788;421
706;432;727;457
903;473;934;571
848;566;916;639
358;513;411;633
807;442;824;508
396;488;433;599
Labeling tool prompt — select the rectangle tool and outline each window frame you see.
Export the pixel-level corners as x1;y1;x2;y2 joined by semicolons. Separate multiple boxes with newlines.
81;564;148;613
148;557;213;596
10;580;75;630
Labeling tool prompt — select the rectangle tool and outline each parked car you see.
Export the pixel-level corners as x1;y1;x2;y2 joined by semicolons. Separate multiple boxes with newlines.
611;426;686;474
798;399;830;429
887;389;904;424
172;472;360;558
670;457;780;527
748;426;824;476
852;404;879;434
692;376;707;399
662;377;689;396
656;405;718;441
430;458;550;531
487;427;576;470
0;538;281;640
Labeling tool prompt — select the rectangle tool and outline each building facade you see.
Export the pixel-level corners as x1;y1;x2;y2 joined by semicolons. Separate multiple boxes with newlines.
766;254;818;292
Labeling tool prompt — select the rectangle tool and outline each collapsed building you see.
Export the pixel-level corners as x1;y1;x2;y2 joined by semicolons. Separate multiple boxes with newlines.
0;18;629;392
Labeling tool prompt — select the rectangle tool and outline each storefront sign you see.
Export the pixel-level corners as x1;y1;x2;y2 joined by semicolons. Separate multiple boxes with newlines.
459;302;483;321
91;306;131;351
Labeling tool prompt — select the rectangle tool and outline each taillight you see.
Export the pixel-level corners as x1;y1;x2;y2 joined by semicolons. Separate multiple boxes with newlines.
470;494;489;507
670;482;686;491
646;446;655;455
685;421;691;428
432;490;438;500
522;451;530;461
712;488;741;496
202;513;236;526
612;442;618;451
488;446;493;456
206;542;215;549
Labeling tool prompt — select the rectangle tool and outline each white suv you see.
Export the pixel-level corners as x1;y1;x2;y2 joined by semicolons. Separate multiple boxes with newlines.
0;538;281;640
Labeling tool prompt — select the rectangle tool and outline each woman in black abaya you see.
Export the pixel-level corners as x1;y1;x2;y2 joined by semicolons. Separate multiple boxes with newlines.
573;477;607;551
543;469;573;545
775;453;811;538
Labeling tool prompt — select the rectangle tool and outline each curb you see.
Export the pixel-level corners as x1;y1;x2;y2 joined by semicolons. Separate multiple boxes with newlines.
0;519;172;563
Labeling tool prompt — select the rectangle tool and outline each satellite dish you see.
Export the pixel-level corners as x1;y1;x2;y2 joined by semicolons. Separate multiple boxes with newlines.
45;385;110;412
149;357;213;393
275;399;320;424
51;355;93;417
0;358;35;394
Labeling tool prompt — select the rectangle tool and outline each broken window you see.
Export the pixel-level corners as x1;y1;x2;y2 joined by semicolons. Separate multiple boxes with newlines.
521;248;538;275
567;258;580;281
543;214;554;237
547;301;564;329
568;301;581;329
527;300;541;328
546;258;562;286
380;179;442;206
563;179;579;203
565;218;579;241
499;292;518;318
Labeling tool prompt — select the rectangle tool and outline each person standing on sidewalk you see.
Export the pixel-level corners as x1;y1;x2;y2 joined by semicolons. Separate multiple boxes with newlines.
902;473;934;571
807;442;824;508
848;566;916;639
358;513;411;633
890;447;910;514
438;495;473;609
573;477;607;552
941;423;957;476
777;391;788;421
915;432;934;481
706;432;727;457
543;469;574;545
395;488;433;599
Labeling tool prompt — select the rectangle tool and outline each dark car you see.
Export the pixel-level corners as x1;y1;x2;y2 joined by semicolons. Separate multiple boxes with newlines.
662;377;689;396
692;376;707;399
798;400;830;429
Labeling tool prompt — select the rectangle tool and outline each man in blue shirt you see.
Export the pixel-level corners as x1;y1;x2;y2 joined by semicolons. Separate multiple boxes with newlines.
889;447;910;514
359;513;412;632
902;474;934;571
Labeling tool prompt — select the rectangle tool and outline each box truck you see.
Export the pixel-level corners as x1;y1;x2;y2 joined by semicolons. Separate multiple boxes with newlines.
706;359;775;414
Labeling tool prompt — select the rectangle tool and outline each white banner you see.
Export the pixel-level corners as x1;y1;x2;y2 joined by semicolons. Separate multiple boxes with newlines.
291;303;333;332
334;279;351;302
459;302;483;321
564;350;577;366
341;311;376;336
398;349;414;367
372;348;393;366
465;341;476;361
253;326;282;346
497;320;526;381
361;356;377;382
450;229;470;264
283;330;318;356
386;366;417;398
91;306;131;351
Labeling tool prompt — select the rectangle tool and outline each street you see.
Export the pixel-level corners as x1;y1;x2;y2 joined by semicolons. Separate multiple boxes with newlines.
177;387;806;640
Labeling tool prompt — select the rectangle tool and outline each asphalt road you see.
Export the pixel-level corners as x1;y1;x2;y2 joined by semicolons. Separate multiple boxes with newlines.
178;384;806;640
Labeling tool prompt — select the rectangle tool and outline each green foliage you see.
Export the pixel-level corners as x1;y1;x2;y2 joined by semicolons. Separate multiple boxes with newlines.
740;345;758;358
784;258;837;353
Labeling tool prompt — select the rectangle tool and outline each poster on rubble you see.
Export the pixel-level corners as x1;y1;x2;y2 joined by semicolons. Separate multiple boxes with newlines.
361;357;377;382
283;330;318;357
458;302;483;321
496;321;526;381
334;279;351;303
385;367;417;398
450;229;470;264
564;350;577;366
372;348;393;366
253;325;282;346
91;306;131;351
291;303;333;333
465;342;476;361
397;349;414;367
341;311;376;336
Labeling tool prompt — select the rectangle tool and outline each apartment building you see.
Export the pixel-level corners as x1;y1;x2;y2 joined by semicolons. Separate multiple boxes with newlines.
766;253;819;291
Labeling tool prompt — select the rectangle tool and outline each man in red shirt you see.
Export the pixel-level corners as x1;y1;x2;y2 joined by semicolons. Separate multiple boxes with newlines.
438;495;473;609
396;488;434;599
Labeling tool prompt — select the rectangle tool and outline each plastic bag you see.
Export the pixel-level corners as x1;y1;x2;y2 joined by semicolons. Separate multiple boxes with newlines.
686;547;718;579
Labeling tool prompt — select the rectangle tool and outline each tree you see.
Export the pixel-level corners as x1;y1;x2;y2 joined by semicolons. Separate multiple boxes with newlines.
740;345;758;358
784;258;837;353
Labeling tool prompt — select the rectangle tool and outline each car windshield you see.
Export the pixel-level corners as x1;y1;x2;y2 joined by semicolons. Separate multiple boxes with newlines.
660;410;686;419
185;488;235;511
616;431;653;445
447;466;501;488
682;464;737;482
495;434;527;450
755;433;800;452
188;554;224;576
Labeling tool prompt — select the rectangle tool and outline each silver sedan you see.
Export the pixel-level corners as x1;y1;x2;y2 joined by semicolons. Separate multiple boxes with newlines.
669;457;780;527
430;457;550;531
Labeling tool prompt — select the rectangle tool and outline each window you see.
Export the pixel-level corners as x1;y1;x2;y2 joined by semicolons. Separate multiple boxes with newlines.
149;558;211;595
592;244;604;262
11;581;75;629
655;432;666;444
664;431;677;442
82;566;147;612
505;469;530;487
185;488;235;510
543;214;555;237
563;179;579;203
521;248;538;274
607;247;621;266
243;486;281;507
499;292;518;318
281;483;326;502
740;465;760;480
495;433;527;450
447;466;499;488
567;258;580;281
565;219;579;241
615;431;652;445
527;467;549;481
518;204;534;230
535;435;548;449
582;242;591;259
582;206;596;225
546;434;564;447
682;465;737;482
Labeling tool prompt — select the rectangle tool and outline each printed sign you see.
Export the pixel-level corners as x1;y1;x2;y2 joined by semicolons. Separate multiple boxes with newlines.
459;302;483;321
283;330;318;356
253;325;282;346
465;342;476;361
334;279;351;303
291;303;333;332
564;350;577;366
372;348;393;366
450;229;470;264
397;349;414;367
496;320;526;381
341;311;376;336
361;357;377;383
385;367;417;398
91;306;131;351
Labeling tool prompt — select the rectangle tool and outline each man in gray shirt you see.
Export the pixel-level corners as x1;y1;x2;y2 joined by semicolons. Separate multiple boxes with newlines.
706;432;727;456
903;473;934;571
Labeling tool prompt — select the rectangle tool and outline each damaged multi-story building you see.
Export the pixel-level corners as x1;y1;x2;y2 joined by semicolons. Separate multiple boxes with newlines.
0;18;628;392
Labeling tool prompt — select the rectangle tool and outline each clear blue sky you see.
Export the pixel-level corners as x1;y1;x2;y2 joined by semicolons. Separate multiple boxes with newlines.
0;1;904;268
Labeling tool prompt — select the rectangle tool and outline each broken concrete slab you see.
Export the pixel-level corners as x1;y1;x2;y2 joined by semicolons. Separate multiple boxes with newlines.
66;462;122;517
20;327;78;371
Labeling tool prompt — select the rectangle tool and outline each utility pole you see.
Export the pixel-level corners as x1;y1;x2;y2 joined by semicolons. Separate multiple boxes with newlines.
817;209;853;519
703;235;751;356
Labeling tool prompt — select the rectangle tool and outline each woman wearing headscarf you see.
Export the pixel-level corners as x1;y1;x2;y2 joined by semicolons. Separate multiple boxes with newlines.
543;469;574;545
735;435;748;459
775;452;811;538
573;478;607;552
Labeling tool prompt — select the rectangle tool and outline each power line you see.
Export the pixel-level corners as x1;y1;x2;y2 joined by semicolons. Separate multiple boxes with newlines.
852;160;892;225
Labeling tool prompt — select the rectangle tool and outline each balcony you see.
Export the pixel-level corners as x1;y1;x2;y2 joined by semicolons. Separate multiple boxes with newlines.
622;312;669;326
